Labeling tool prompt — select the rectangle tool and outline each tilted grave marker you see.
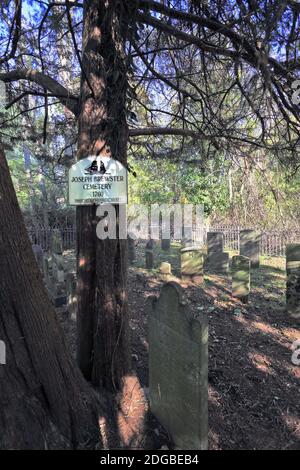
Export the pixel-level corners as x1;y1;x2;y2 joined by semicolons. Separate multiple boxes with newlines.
145;239;154;269
240;230;261;269
148;282;208;450
232;255;251;303
206;232;229;273
159;262;172;282
181;247;204;284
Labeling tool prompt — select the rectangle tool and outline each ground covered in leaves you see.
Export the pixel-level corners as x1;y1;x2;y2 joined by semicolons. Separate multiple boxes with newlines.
59;244;300;450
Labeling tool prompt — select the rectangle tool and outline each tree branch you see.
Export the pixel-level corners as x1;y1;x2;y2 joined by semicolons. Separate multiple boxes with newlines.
135;11;240;60
129;127;206;139
138;1;295;81
0;69;79;115
0;0;22;66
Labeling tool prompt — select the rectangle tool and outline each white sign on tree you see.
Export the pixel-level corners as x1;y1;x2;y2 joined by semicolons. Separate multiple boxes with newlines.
68;156;128;205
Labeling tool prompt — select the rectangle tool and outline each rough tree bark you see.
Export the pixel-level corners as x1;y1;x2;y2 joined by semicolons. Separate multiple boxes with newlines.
0;145;104;449
76;0;132;391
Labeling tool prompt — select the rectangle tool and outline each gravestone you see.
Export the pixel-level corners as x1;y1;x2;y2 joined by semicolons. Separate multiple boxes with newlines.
32;243;44;275
44;253;67;308
128;237;136;265
44;255;53;287
44;257;50;283
181;247;204;284
161;238;171;251
286;244;300;321
145;239;154;269
240;230;261;269
159;262;172;281
52;253;65;283
206;232;229;273
182;226;193;249
51;229;63;255
232;255;250;303
206;252;229;274
148;282;208;450
66;272;77;320
207;232;223;254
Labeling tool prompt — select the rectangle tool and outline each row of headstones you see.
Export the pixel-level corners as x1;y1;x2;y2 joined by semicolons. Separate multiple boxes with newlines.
128;237;171;266
148;246;300;450
36;231;300;321
145;233;300;319
206;229;260;272
133;229;260;272
32;230;72;308
206;232;300;319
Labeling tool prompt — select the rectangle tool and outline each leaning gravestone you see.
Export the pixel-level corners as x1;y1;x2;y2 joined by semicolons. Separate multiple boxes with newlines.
159;262;172;281
161;238;171;251
128;237;136;264
207;232;223;254
44;256;51;284
182;226;194;249
148;282;208;450
43;231;67;309
206;232;229;273
52;253;65;283
286;244;300;321
145;239;154;269
181;247;204;284
51;229;63;255
32;243;44;275
240;230;261;269
232;255;250;303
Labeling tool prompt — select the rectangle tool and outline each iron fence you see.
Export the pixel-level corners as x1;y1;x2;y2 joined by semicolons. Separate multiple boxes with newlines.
27;226;76;251
27;225;300;258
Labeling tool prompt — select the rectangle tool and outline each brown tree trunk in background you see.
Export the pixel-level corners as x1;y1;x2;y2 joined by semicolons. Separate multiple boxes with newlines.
0;145;103;449
76;0;131;391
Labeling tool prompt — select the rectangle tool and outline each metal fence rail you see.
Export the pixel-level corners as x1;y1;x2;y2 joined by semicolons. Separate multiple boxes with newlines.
204;226;300;257
27;226;76;251
27;225;300;258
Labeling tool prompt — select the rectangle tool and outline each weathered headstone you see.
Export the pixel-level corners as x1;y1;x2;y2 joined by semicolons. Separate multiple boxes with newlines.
240;230;261;269
66;272;77;320
161;238;171;251
32;243;44;275
44;256;51;283
207;232;223;254
232;255;250;303
286;244;300;321
149;282;208;450
128;237;136;264
181;247;204;284
206;232;229;273
182;226;193;249
51;229;63;255
52;253;65;283
206;252;229;274
159;262;172;281
44;252;67;307
145;239;154;269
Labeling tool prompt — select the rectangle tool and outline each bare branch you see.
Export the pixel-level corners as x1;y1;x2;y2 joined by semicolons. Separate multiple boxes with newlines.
136;11;240;60
0;69;79;115
0;0;22;66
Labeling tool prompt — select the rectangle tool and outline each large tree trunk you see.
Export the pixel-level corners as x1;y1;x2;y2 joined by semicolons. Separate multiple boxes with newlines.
76;0;131;391
0;145;103;449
